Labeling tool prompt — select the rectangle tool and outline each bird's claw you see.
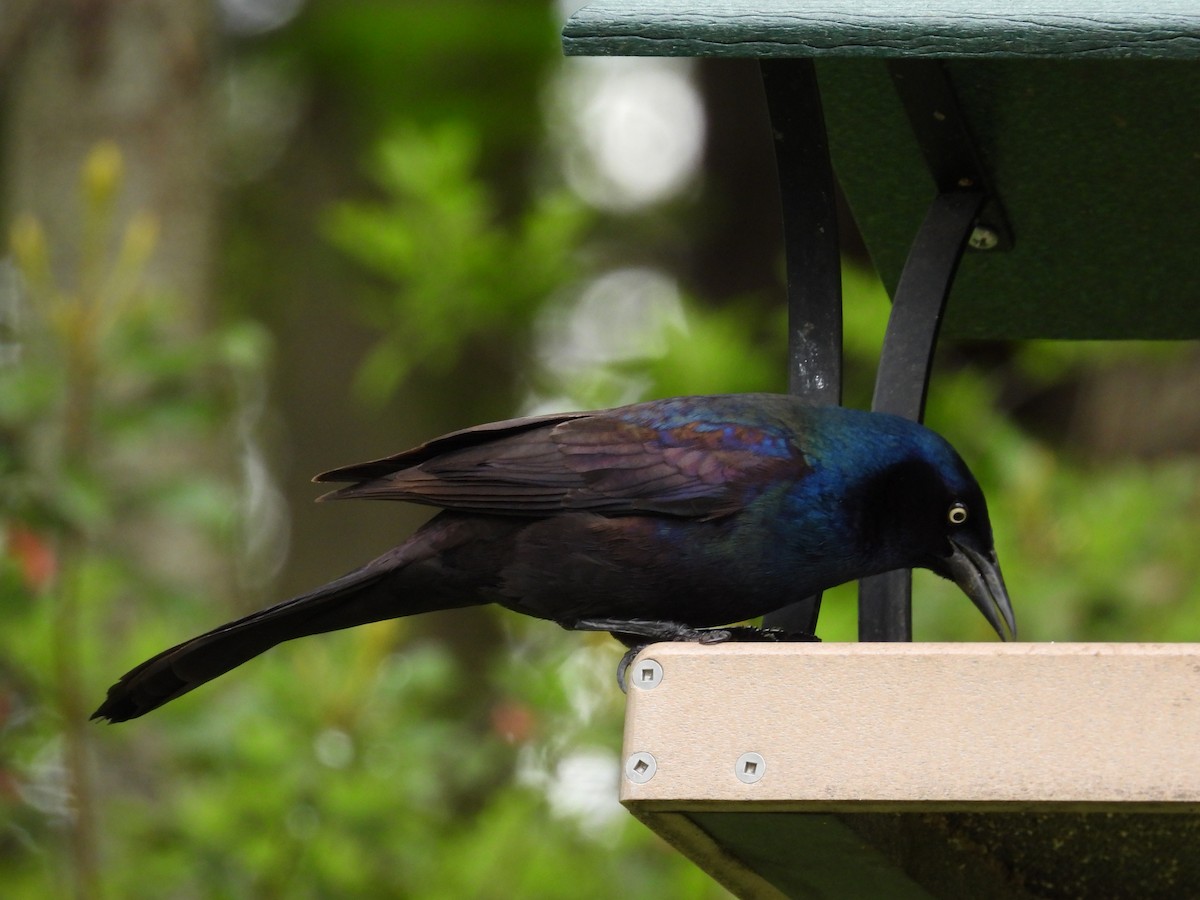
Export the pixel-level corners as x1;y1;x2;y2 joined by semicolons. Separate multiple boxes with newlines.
573;617;818;645
616;647;640;694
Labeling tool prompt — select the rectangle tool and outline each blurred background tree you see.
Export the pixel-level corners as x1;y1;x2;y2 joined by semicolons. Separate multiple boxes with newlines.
2;2;1200;898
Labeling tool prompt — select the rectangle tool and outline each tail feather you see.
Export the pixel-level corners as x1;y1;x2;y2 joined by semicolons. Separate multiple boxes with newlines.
91;538;476;723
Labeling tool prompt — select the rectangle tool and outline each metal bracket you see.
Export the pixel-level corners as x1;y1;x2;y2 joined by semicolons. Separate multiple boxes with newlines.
858;189;986;642
759;59;842;638
857;62;1007;641
888;60;1013;252
758;60;1000;642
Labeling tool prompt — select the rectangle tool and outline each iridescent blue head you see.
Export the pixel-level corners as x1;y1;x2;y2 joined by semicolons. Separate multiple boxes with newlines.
822;408;1016;640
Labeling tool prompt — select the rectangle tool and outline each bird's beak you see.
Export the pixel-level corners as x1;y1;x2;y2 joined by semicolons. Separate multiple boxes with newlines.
944;539;1017;641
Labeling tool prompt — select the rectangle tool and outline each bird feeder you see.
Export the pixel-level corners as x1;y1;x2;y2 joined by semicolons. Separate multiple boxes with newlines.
562;2;1200;896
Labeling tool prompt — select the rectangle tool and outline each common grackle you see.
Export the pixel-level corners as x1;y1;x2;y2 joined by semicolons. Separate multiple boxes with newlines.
92;393;1015;722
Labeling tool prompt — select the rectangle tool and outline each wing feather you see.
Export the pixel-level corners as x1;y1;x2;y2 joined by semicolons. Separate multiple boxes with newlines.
314;398;811;520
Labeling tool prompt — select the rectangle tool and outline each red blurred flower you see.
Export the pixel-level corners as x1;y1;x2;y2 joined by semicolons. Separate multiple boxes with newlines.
6;525;57;592
490;700;536;744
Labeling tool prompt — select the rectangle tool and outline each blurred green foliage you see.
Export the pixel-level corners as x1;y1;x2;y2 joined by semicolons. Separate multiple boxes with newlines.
7;123;1200;899
324;124;590;405
4;3;1200;899
1;140;724;898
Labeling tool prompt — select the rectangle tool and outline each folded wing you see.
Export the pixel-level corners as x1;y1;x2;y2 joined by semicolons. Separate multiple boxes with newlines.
314;402;810;520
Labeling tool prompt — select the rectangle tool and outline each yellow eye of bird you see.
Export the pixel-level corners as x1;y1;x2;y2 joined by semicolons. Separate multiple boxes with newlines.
948;503;968;525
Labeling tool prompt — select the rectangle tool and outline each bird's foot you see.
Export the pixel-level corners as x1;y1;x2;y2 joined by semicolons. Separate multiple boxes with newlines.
574;617;819;646
573;618;720;646
571;618;820;693
615;647;644;693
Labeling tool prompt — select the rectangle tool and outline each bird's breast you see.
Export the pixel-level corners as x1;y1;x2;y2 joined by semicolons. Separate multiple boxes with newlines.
491;508;857;629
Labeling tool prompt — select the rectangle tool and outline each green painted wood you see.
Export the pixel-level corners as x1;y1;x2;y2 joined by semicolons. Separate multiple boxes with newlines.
563;6;1200;338
691;810;1200;899
694;813;942;900
817;58;1200;338
564;1;1200;60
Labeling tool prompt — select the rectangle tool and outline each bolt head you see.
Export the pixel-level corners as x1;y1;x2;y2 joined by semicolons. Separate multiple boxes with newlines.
735;752;766;784
625;751;657;784
968;225;1000;251
632;659;663;690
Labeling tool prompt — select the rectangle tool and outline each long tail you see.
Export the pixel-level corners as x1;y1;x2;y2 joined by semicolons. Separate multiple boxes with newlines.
92;530;481;723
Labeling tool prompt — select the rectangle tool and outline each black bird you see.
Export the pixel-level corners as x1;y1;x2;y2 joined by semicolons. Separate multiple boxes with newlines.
92;393;1015;723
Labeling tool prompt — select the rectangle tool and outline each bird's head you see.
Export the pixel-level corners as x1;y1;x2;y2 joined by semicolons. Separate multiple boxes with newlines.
852;419;1016;641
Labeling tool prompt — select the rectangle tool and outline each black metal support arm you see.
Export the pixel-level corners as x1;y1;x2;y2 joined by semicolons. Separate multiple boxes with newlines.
759;59;1002;641
759;59;842;637
857;189;985;641
887;61;1012;249
760;59;843;404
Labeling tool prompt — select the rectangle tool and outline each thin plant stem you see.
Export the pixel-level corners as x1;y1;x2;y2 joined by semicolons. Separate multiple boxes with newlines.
52;539;103;900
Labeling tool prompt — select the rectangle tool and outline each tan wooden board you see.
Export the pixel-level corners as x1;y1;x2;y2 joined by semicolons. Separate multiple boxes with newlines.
620;642;1200;810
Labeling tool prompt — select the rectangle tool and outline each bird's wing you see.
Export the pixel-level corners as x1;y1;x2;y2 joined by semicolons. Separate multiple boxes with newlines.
314;405;809;519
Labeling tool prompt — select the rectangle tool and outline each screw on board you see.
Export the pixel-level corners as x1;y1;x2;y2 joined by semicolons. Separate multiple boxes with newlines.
735;752;766;784
632;659;663;690
625;752;657;784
